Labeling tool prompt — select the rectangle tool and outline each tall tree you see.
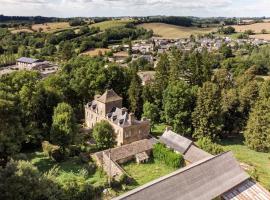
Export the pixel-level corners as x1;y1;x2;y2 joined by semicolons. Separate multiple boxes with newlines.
192;82;223;140
244;97;270;152
92;121;116;150
163;80;197;136
0;86;23;167
143;101;159;130
50;103;77;151
128;71;143;117
152;53;170;107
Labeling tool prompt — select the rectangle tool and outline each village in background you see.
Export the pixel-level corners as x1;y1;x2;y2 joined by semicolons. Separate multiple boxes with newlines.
0;14;270;200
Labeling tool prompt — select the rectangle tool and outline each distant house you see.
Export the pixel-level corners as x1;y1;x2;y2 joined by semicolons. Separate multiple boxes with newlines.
137;71;156;86
16;57;58;76
85;89;150;146
16;57;44;70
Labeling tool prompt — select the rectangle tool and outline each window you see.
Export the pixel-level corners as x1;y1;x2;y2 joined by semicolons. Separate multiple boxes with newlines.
125;130;132;138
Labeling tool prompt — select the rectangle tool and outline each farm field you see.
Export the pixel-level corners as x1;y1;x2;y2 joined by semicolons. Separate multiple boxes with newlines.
220;138;270;190
9;28;34;33
138;23;216;39
231;22;270;34
9;22;73;33
90;19;133;30
81;48;111;57
32;22;71;33
250;34;270;40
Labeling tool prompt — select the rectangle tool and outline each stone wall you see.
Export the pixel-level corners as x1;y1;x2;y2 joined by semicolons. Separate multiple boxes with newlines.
102;152;124;179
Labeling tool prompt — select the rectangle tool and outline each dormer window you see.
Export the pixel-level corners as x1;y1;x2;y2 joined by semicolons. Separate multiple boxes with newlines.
119;119;124;125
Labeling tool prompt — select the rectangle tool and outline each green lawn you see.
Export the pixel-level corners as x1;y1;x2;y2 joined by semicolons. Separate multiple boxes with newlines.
26;151;107;187
151;123;167;138
90;20;134;30
220;138;270;190
122;160;175;187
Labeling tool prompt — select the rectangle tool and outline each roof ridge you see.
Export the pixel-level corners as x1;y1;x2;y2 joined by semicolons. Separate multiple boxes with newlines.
113;151;245;200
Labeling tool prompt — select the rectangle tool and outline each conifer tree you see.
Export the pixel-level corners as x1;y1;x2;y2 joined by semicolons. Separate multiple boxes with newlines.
192;82;223;140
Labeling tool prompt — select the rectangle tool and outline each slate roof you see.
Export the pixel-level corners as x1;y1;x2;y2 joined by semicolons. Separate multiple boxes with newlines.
160;130;193;154
103;139;156;161
97;89;122;103
113;152;250;200
184;144;213;163
160;130;212;163
93;138;157;163
223;179;270;200
17;57;40;64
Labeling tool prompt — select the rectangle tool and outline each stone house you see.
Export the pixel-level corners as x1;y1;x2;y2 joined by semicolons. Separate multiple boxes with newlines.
85;89;150;146
92;139;156;179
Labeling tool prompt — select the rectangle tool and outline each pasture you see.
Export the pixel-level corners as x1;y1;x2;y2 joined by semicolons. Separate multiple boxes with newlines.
32;22;71;33
90;19;133;30
138;23;216;39
250;34;270;40
81;48;111;57
231;22;270;34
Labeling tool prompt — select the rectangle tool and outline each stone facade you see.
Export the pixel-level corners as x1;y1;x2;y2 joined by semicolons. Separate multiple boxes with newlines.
85;89;150;146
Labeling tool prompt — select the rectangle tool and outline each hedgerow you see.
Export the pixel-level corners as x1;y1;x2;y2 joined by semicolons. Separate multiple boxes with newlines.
153;143;184;168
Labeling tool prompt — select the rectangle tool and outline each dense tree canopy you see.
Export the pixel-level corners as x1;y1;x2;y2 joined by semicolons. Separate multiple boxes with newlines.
192;82;223;140
92;121;116;150
163;80;197;136
50;103;77;150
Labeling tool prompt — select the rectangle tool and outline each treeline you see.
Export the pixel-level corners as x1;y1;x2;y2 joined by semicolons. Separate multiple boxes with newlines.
0;24;152;62
142;46;270;153
135;16;193;27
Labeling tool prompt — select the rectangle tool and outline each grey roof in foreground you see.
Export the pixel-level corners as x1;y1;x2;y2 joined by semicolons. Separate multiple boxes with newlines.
113;152;250;200
16;57;40;64
159;130;193;154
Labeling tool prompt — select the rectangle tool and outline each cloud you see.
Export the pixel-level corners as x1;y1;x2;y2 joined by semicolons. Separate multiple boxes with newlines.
0;0;268;17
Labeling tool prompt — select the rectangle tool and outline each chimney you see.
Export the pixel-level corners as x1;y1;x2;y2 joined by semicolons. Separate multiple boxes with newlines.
128;113;135;125
121;107;128;115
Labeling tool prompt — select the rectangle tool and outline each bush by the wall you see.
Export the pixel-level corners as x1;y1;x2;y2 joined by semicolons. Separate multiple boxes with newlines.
196;137;225;155
153;143;184;168
42;141;64;162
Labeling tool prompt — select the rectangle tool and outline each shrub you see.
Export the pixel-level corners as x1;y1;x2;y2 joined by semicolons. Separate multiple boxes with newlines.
42;141;64;162
196;137;225;155
153;143;184;168
85;162;97;175
51;148;65;162
68;145;80;157
79;153;90;164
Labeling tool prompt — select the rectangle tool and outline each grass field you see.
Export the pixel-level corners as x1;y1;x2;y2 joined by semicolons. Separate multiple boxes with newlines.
26;151;107;187
90;20;133;31
32;22;71;33
9;22;72;33
220;138;270;190
9;28;34;33
81;48;111;57
122;160;175;187
151;123;167;138
231;22;270;34
250;34;270;40
138;23;216;39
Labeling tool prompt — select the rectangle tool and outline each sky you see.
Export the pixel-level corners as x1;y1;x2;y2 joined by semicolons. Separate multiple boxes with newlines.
0;0;269;18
